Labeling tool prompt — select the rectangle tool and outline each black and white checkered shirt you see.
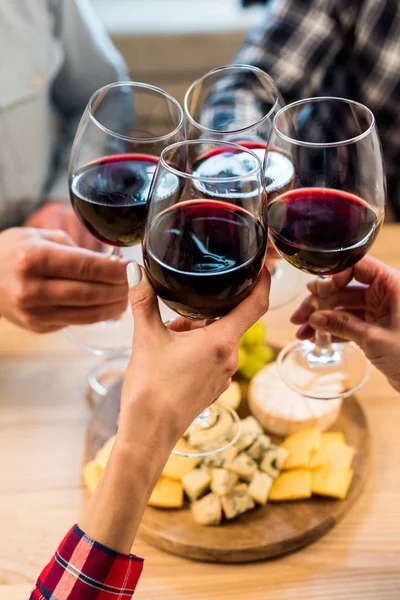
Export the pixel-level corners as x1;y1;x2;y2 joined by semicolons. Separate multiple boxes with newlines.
235;0;400;217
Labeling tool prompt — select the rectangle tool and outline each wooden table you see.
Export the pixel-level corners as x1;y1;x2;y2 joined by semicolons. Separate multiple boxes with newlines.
1;225;400;599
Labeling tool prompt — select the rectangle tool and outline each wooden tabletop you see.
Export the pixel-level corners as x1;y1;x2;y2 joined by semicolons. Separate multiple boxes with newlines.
1;225;400;599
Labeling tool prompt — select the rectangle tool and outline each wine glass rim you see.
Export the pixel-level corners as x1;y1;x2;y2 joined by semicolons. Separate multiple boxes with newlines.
273;96;376;147
159;139;263;182
88;81;184;143
184;64;281;135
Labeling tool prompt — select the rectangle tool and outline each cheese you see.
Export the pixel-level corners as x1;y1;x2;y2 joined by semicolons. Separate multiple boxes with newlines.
189;410;234;449
182;468;211;500
247;434;271;462
94;435;116;470
235;416;263;452
162;439;201;481
202;445;239;469
322;432;346;446
312;464;354;500
248;470;273;505
149;477;184;508
216;381;241;411
221;484;255;520
191;492;222;525
248;362;342;436
227;453;258;482
282;437;313;470
260;444;289;478
82;460;103;494
284;428;321;452
269;469;312;501
309;433;354;469
210;468;239;496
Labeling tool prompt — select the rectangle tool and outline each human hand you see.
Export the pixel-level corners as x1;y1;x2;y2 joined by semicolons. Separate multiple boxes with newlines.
25;201;102;251
0;228;129;333
291;256;400;392
118;262;271;446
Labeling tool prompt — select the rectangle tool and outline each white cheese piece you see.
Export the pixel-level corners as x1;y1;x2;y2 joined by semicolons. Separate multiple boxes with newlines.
202;445;239;469
249;362;342;436
227;452;258;482
221;483;255;520
235;416;264;452
247;434;271;462
260;444;289;478
191;492;222;525
248;470;273;505
182;468;211;500
210;468;239;496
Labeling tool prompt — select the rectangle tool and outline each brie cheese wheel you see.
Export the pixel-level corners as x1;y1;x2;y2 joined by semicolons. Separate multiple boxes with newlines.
248;363;342;437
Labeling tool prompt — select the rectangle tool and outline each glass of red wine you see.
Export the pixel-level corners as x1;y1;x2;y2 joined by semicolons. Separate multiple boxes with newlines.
184;64;310;309
67;82;184;357
143;139;266;456
266;97;386;400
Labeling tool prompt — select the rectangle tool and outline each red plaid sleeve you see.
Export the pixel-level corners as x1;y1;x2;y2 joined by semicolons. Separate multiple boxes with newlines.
30;525;144;599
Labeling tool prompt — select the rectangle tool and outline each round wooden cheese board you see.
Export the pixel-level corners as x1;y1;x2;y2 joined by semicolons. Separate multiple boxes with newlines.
86;372;370;563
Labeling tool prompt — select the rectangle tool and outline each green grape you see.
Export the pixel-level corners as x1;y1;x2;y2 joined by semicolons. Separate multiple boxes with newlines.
238;355;266;380
251;344;274;365
240;321;266;347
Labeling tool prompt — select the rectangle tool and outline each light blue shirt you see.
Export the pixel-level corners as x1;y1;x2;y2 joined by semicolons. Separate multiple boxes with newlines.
0;0;127;229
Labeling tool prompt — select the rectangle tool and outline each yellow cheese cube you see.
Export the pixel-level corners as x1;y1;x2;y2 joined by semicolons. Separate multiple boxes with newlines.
309;432;348;468
282;437;313;470
312;464;354;500
162;439;201;481
95;435;116;470
148;477;184;508
284;428;321;452
326;442;355;469
309;448;327;468
321;432;345;447
269;469;312;501
82;460;103;495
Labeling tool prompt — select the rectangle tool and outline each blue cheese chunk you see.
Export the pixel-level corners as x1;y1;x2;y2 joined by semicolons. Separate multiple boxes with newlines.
210;468;239;496
182;468;211;501
221;483;255;520
247;434;271;462
191;492;222;525
226;452;258;482
202;445;239;469
235;416;264;452
260;444;289;478
248;470;273;505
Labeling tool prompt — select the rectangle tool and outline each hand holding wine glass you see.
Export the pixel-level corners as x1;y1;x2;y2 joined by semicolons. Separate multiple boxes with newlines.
291;255;400;392
265;97;386;400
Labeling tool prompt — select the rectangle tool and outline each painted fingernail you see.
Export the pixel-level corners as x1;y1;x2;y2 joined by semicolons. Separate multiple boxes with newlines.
126;262;142;288
310;313;328;327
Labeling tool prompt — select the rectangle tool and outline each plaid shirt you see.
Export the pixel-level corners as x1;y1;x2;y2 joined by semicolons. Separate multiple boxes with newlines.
30;525;143;599
235;0;400;216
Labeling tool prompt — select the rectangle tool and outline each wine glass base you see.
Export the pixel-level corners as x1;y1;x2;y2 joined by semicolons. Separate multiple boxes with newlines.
173;406;241;458
269;261;313;310
87;354;130;408
277;340;370;400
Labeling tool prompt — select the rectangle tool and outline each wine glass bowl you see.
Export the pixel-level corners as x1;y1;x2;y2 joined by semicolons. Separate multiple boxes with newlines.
142;139;267;321
266;97;385;400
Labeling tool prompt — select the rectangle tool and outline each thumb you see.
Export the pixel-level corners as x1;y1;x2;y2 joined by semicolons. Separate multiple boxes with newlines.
127;262;163;333
309;310;369;348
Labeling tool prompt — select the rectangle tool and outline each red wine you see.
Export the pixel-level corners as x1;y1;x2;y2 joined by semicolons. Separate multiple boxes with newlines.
268;188;381;275
143;200;266;319
70;154;158;246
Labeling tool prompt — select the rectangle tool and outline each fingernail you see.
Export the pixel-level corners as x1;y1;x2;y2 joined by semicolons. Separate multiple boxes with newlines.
126;262;142;288
310;313;328;327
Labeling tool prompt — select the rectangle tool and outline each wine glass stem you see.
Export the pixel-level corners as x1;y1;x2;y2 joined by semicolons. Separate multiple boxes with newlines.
313;275;334;358
106;246;123;259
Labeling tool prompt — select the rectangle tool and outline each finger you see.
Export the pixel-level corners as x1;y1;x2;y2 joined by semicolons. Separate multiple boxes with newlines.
212;265;271;341
35;229;77;247
308;310;369;346
353;255;394;286
127;262;164;334
307;267;355;295
290;295;318;324
291;286;367;325
30;300;128;327
34;280;129;307
167;318;208;333
30;242;129;283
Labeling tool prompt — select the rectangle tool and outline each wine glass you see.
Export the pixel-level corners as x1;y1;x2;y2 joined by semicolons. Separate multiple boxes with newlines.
265;97;386;400
184;64;308;309
66;82;184;361
143;139;266;456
